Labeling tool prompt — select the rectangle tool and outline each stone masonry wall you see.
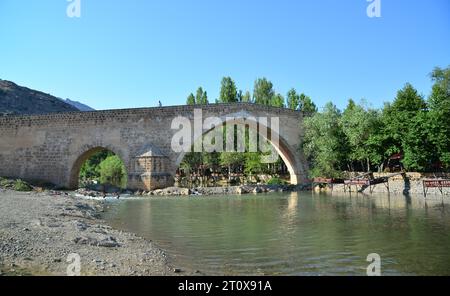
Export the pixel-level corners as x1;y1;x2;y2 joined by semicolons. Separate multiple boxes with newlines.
317;173;450;196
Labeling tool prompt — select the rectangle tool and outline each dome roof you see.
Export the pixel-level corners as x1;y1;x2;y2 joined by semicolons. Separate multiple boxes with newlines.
135;144;166;157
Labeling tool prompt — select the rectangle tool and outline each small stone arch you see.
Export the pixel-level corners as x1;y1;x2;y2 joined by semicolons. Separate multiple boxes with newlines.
68;145;129;190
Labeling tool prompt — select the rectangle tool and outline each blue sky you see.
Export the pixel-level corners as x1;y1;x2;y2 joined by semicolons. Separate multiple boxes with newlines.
0;0;449;111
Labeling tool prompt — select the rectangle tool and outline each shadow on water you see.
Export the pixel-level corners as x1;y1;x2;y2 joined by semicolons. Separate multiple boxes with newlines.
402;174;412;205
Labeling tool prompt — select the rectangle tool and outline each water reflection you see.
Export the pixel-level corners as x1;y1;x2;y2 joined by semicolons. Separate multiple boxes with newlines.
103;192;450;275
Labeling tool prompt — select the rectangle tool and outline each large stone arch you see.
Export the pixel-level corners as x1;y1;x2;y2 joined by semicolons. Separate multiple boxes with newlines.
173;112;305;185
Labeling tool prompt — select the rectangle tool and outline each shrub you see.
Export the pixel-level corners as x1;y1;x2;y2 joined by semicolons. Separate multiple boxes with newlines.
0;178;12;188
98;155;127;188
267;177;287;185
13;179;32;192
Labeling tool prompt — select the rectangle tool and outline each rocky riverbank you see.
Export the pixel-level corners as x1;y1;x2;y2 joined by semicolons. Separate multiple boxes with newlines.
76;184;309;198
0;189;193;276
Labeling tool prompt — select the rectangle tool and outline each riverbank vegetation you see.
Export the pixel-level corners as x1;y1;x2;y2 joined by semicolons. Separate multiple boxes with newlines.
0;177;33;191
303;66;450;178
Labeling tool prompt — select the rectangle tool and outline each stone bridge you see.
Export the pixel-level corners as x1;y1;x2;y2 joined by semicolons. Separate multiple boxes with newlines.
0;103;308;190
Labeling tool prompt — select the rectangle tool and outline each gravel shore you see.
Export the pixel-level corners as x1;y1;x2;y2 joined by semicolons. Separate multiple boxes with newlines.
0;189;190;276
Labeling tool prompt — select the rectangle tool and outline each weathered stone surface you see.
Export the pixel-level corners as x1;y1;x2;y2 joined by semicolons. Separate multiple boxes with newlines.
0;103;308;191
318;172;450;196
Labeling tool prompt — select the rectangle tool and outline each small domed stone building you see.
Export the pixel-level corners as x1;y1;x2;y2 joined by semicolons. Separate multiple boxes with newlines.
128;144;172;190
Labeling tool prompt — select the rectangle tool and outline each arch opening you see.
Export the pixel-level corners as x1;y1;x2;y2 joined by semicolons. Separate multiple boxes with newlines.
69;147;128;190
174;117;300;187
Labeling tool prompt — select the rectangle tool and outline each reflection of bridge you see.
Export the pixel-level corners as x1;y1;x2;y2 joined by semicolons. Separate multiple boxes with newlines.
0;103;308;190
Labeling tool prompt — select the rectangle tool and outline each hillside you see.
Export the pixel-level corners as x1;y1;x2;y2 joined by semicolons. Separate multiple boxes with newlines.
0;80;94;115
62;98;95;111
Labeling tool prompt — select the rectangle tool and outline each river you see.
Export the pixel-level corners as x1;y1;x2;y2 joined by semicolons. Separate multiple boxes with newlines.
102;192;450;276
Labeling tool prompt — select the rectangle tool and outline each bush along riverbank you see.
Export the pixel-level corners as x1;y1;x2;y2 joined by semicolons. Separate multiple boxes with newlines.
0;177;33;192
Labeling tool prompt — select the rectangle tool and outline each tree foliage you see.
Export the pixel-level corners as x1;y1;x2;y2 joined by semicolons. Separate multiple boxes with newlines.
241;91;252;103
340;99;382;171
287;88;300;110
219;77;238;103
299;93;317;115
253;78;275;105
186;93;196;105
98;155;127;188
302;67;450;176
271;93;285;108
79;150;114;182
428;66;450;168
303;102;349;178
195;87;208;104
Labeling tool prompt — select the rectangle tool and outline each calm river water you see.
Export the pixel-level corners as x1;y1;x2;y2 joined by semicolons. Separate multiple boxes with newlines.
102;192;450;276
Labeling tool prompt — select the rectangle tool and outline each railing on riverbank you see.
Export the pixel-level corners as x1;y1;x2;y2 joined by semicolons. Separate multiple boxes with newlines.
344;173;404;194
314;173;450;197
343;172;404;194
423;179;450;198
312;178;345;193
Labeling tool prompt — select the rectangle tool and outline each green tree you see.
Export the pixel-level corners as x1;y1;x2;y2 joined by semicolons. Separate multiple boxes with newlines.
99;155;127;188
244;152;264;177
219;77;238;103
428;66;450;169
186;93;196;105
253;78;275;105
402;111;436;171
287;88;300;110
196;87;208;104
382;83;428;170
180;151;203;180
237;90;253;103
303;102;349;178
341;99;383;171
299;93;317;115
79;150;114;183
271;93;285;108
243;91;252;103
220;152;245;178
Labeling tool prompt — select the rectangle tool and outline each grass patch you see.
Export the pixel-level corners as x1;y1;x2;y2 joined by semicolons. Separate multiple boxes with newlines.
266;177;288;185
0;177;33;192
0;177;12;188
13;179;33;191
